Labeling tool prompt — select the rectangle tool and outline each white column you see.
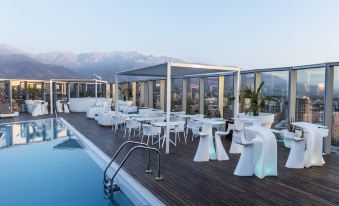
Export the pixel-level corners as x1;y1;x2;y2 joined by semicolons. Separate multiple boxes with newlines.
182;79;187;113
160;80;166;110
218;76;224;117
148;81;153;108
233;70;240;117
95;80;98;99
288;69;297;120
115;74;119;112
49;80;53;114
166;62;172;154
132;82;137;106
324;64;334;154
199;78;205;114
254;72;262;91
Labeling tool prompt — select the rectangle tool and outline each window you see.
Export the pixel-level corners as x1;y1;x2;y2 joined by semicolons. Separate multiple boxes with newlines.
296;68;325;125
153;80;161;109
186;78;200;114
171;79;183;112
332;67;339;146
240;73;255;113
204;77;219;117
261;71;289;129
223;75;234;119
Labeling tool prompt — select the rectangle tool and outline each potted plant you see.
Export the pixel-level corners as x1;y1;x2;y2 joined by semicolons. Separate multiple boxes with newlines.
239;81;275;128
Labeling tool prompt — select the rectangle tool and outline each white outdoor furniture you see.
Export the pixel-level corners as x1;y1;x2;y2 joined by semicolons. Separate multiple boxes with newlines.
112;115;126;133
120;105;138;114
214;131;230;161
87;107;106;119
234;126;277;179
25;100;49;116
141;124;161;147
97;111;121;126
69;98;111;112
233;113;275;128
229;123;244;154
151;121;180;148
194;122;213;162
285;130;305;168
191;120;203;140
292;122;326;168
125;119;141;139
169;121;186;144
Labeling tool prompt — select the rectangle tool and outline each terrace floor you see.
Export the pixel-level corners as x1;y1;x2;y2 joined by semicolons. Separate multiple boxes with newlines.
1;113;339;205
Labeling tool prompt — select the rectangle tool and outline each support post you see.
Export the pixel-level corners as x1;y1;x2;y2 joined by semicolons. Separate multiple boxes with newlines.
9;80;12;111
140;82;145;107
66;82;70;101
49;80;53;114
148;81;153;108
288;69;297;121
324;64;334;154
233;70;240;117
132;82;137;106
199;78;205;114
254;72;262;91
166;62;172;154
182;79;187;113
160;80;165;111
115;74;119;112
218;76;224;117
95;80;98;99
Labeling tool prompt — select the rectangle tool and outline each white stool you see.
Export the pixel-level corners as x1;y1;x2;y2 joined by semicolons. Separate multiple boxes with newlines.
285;137;305;168
234;132;254;176
193;132;210;162
229;124;244;154
214;131;229;161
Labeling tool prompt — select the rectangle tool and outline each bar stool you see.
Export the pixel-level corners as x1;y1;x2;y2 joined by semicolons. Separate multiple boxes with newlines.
194;123;213;162
234;128;254;176
285;130;305;168
214;131;229;161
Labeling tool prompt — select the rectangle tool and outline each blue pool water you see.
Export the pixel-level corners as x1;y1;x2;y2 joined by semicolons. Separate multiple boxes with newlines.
0;119;133;206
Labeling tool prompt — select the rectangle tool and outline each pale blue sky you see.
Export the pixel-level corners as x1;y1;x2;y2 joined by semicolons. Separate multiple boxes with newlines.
1;0;339;69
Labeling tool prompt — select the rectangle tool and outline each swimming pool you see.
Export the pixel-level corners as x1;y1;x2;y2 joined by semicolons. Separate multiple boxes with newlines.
0;118;133;206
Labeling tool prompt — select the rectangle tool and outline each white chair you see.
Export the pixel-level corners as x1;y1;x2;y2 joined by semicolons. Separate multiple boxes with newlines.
186;119;195;137
285;130;305;168
191;121;203;141
170;121;186;144
234;128;254;176
56;100;64;113
141;124;161;147
229;123;244;154
214;131;230;161
124;119;141;139
112;115;125;134
194;123;212;162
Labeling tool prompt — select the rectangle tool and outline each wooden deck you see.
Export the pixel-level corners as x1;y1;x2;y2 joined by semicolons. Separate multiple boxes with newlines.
2;113;339;205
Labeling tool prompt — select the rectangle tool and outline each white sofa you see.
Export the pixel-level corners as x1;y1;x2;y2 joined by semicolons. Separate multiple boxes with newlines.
97;111;122;126
25;100;48;116
69;98;112;112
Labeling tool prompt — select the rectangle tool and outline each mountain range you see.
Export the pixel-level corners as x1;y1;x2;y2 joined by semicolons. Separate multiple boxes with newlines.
0;44;184;81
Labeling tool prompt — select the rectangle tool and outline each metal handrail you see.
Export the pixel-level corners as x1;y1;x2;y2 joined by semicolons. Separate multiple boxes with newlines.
103;141;148;181
110;145;162;183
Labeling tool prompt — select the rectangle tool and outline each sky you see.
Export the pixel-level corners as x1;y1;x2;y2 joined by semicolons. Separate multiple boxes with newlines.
1;0;339;69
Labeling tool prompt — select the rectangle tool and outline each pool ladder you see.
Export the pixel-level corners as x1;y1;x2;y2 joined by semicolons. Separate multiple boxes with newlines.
103;141;163;194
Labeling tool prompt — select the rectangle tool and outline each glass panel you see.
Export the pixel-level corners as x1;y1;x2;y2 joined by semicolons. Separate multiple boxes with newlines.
332;67;339;146
296;68;325;124
135;82;141;106
204;77;219;117
56;83;67;100
171;79;183;112
223;75;234;119
153;80;161;109
69;83;78;98
0;80;10;108
240;73;255;113
11;81;26;112
186;78;200;114
261;71;289;129
27;82;43;100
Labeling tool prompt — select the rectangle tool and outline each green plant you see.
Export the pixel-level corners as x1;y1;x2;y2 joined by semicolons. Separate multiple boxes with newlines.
241;81;274;116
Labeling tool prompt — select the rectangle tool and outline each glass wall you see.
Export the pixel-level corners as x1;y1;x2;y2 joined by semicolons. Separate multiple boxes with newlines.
153;80;161;109
261;71;289;129
69;83;78;98
223;75;234;119
332;67;339;146
55;83;67;100
27;82;43;100
0;80;10;107
204;77;219;117
186;78;200;114
135;82;141;106
171;79;183;112
296;68;325;124
240;73;255;113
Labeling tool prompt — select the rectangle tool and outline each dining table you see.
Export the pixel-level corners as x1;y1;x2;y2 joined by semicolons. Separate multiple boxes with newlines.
151;121;184;147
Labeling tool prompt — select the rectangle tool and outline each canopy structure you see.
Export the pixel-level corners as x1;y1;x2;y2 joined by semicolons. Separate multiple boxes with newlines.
116;62;241;154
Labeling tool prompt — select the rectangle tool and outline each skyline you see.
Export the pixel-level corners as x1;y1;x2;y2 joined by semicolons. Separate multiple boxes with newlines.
1;0;339;69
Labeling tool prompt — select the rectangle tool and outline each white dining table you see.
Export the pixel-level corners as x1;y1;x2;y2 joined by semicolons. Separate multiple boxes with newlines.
151;121;183;147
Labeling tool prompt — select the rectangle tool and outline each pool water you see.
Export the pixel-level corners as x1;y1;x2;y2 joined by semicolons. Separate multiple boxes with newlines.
0;119;133;206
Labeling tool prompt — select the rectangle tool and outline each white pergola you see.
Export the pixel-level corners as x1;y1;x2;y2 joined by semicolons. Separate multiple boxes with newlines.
116;62;241;154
